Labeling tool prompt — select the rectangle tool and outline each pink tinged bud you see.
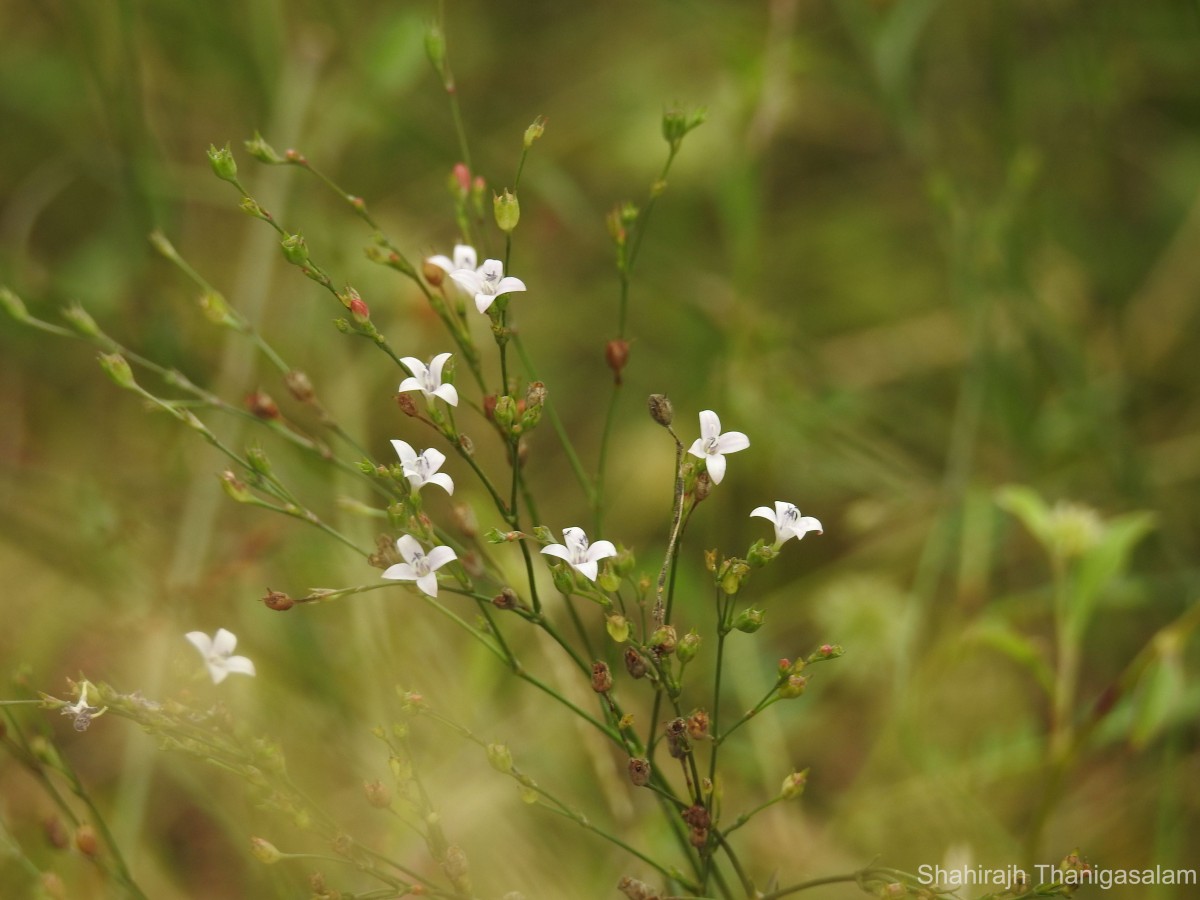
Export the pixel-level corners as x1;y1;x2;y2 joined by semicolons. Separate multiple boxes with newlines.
779;673;808;699
452;163;471;194
284;370;315;403
781;768;809;800
244;391;280;420
349;296;370;324
606;339;630;384
249;836;282;864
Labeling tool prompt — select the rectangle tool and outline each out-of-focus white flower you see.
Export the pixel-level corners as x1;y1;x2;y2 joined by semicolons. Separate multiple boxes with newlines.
185;629;256;684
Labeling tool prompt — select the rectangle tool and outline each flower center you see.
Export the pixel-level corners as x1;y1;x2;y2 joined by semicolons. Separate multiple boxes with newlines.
703;436;720;454
570;536;590;564
411;552;432;577
479;261;502;292
781;505;798;526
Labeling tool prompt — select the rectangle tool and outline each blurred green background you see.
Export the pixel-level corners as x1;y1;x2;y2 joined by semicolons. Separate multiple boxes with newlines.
2;0;1198;897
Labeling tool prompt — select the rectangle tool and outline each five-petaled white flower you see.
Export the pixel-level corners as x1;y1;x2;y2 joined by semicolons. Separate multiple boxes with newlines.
687;410;750;485
750;501;823;548
391;440;454;495
427;243;477;281
541;526;618;583
383;535;458;597
398;352;459;407
450;258;527;314
185;628;257;684
60;681;107;732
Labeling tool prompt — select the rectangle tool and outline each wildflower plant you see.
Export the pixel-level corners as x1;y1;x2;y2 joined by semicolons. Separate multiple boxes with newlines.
1;16;1178;900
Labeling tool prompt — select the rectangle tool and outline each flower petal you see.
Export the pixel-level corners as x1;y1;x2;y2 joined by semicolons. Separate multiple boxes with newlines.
706;452;728;485
428;352;453;383
185;631;212;655
212;628;238;657
427;473;455;495
561;527;587;550
686;438;706;460
496;276;526;295
427;254;454;274
587;540;618;563
425;545;458;571
223;655;257;678
541;543;572;562
574;560;599;582
750;506;776;522
698;410;721;440
382;562;417;581
797;516;823;535
434;384;459;407
714;431;750;454
399;357;427;379
416;571;439;597
454;244;477;270
397;376;423;394
423;447;447;471
395;535;422;563
209;665;230;685
391;440;418;466
475;293;497;314
450;270;483;294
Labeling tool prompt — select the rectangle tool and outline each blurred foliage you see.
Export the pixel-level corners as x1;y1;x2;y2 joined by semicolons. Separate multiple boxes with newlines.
1;0;1199;897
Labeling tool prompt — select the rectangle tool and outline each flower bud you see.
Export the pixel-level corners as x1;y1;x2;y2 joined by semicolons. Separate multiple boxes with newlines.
650;624;677;656
778;673;808;699
43;815;68;850
0;287;29;321
597;569;621;593
662;106;707;149
523;115;547;149
732;608;765;634
677;630;702;664
590;661;613;693
647;393;674;427
244;132;284;164
494;189;520;233
486;742;513;774
364;779;391;808
521;381;546;430
451;162;471;196
281;233;309;266
262;588;294;611
879;883;905;899
425;21;447;74
719;559;750;595
349;295;371;324
687;709;710;740
246;445;273;477
493;395;516;429
781;768;809;800
244;391;280;420
623;648;648;679
550;564;575;595
249;836;282;864
62;304;101;338
97;353;136;390
422;257;446;287
606;339;630;384
284;370;315;403
606;206;628;246
219;471;253;503
627;757;652;787
747;539;778;568
74;824;99;857
207;143;238;183
606;615;630;643
810;643;844;662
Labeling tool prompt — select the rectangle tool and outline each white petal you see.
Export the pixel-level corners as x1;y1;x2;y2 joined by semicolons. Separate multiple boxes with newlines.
450;270;483;294
454;244;477;270
185;631;213;655
714;431;750;454
394;535;423;563
686;438;706;460
416;571;439;597
750;506;776;522
475;293;497;314
399;357;427;379
391;440;417;466
706;453;727;485
428;352;453;383
382;562;417;581
574;560;599;582
425;545;458;571
698;410;721;440
223;655;257;678
427;473;455;495
427;254;454;274
541;543;572;562
397;376;423;394
797;516;823;535
434;384;459;406
423;447;447;471
496;276;526;295
212;628;238;657
587;540;618;562
209;664;230;685
561;526;586;547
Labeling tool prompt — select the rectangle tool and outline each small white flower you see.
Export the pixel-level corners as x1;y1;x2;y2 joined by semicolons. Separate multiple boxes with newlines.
185;628;256;684
750;501;823;548
450;258;527;314
687;410;750;485
541;526;618;583
391;440;454;495
398;352;459;407
427;243;478;279
383;535;458;597
60;681;106;732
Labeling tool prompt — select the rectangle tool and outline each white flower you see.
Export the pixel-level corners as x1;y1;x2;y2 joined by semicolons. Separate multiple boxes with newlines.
60;681;106;732
750;501;823;548
541;526;618;583
185;628;256;684
398;352;459;407
383;535;458;597
391;440;454;495
427;243;478;279
450;258;527;314
686;410;750;485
